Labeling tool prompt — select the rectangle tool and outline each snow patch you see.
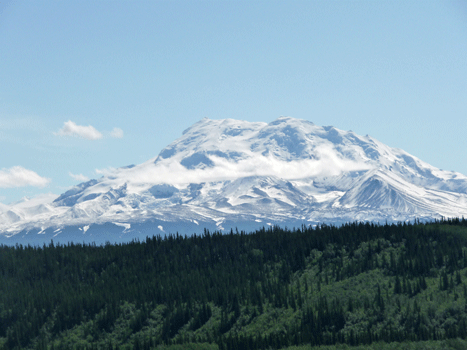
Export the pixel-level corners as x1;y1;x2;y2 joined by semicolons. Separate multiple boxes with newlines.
113;222;131;232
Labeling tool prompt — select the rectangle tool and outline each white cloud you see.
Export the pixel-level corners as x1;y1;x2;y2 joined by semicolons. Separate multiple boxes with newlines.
55;120;103;140
0;166;51;188
106;150;371;194
95;167;117;176
69;172;90;182
110;127;124;138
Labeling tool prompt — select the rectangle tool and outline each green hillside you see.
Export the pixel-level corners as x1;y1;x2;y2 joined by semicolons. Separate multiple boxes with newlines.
2;218;467;350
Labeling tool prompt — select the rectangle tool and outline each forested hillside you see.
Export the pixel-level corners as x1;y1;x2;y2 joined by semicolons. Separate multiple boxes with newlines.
2;218;467;350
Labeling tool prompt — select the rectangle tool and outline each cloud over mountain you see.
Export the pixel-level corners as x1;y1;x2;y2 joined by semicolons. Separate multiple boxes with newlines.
0;166;50;188
69;172;90;182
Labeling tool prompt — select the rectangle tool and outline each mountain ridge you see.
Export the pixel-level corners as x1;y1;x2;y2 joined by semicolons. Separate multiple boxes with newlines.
1;116;467;244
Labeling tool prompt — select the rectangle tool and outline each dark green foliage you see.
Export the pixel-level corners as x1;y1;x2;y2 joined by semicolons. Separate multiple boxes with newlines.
1;217;467;349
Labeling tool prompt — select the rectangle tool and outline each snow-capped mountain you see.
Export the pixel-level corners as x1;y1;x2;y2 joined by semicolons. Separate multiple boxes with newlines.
2;117;467;244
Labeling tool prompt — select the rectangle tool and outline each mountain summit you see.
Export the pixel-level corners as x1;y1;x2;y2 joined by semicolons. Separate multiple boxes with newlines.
2;117;467;244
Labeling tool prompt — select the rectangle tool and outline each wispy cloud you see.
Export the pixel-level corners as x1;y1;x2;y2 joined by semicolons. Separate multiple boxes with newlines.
106;150;372;194
0;166;51;188
69;172;90;182
95;167;117;176
55;121;103;140
110;127;124;138
148;155;370;185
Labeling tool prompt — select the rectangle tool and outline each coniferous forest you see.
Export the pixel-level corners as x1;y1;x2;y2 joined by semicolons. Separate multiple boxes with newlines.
3;219;467;349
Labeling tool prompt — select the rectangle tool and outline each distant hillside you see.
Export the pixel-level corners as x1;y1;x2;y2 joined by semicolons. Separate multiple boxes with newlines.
3;218;467;349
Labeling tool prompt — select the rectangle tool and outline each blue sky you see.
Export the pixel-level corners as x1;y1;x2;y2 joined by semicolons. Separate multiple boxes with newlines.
0;0;466;204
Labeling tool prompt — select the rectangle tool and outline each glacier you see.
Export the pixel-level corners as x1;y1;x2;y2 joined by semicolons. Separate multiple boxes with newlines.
1;116;467;245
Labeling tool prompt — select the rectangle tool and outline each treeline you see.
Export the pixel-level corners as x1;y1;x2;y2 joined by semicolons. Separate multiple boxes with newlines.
1;217;467;349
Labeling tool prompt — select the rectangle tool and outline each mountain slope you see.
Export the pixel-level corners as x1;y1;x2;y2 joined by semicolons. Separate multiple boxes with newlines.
1;117;467;244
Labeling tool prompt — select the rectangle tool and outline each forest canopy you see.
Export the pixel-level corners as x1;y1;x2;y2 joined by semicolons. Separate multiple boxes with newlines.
2;218;467;350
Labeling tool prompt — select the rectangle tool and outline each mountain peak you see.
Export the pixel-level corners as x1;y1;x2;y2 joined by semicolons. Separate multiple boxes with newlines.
270;115;313;125
2;116;467;244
